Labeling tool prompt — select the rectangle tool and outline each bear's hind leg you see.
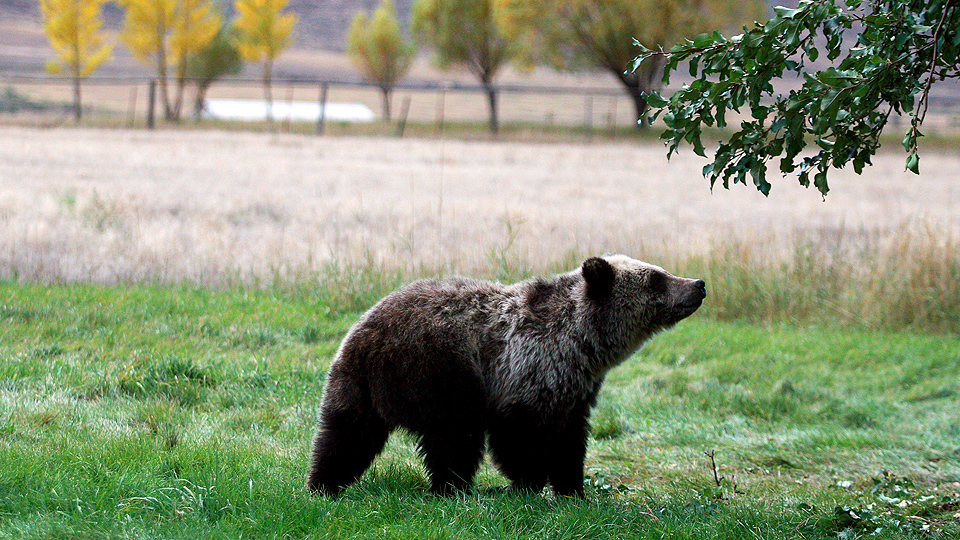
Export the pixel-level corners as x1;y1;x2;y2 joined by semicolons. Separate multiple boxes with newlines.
306;403;389;495
418;429;485;495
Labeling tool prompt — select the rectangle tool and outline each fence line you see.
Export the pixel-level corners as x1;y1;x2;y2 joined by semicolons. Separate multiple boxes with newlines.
0;74;634;134
2;73;959;136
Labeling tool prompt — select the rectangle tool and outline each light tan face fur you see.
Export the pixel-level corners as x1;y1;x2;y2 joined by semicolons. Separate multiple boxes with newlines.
602;254;666;274
599;253;705;332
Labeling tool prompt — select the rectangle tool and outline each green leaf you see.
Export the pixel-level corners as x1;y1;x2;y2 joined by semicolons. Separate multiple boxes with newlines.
644;91;669;109
814;169;830;195
905;152;919;174
692;32;715;48
702;162;715;177
773;6;799;19
901;129;918;151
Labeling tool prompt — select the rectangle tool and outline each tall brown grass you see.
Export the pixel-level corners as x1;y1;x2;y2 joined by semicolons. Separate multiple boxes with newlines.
665;223;960;334
3;197;957;334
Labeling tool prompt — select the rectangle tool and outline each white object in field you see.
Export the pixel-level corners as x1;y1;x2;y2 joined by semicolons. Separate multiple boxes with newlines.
203;99;375;122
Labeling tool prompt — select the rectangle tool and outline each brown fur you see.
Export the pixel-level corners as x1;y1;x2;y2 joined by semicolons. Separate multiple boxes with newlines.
306;254;706;496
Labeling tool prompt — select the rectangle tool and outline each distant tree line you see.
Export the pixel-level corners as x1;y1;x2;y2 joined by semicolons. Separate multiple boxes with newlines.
40;0;297;122
348;0;769;132
42;0;767;130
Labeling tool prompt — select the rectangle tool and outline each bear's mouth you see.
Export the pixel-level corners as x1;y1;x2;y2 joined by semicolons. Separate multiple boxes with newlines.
677;296;703;315
675;281;706;316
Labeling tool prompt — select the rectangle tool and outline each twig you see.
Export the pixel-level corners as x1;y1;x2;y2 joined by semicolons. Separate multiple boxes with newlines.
704;450;742;499
705;450;724;486
913;0;954;145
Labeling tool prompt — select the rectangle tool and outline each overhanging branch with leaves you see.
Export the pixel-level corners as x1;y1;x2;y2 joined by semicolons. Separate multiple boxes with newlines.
630;0;958;196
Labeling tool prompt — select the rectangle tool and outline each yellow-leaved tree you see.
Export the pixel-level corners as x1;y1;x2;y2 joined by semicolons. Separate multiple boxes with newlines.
40;0;114;121
234;0;298;123
169;0;221;119
118;0;221;120
118;0;175;119
347;0;416;120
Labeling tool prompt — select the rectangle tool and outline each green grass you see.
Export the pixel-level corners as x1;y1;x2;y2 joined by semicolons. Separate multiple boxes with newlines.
0;280;958;539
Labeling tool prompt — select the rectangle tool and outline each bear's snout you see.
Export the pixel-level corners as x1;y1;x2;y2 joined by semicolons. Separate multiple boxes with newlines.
677;278;706;311
694;279;706;298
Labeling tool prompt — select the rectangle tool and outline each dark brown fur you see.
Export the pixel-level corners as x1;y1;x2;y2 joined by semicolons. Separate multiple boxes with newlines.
307;255;706;497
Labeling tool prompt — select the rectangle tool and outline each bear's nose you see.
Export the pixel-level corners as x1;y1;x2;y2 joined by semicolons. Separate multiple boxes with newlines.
694;279;706;298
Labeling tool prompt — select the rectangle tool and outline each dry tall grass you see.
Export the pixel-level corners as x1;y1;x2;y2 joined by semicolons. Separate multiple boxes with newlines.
1;126;958;330
672;224;960;333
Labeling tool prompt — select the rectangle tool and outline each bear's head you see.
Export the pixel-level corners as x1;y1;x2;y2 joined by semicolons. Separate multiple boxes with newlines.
581;254;706;351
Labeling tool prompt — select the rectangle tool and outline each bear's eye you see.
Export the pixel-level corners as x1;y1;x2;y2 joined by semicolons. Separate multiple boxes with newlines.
648;271;668;294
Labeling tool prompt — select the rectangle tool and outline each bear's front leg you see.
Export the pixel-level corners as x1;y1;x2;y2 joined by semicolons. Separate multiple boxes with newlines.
545;416;590;498
488;415;549;494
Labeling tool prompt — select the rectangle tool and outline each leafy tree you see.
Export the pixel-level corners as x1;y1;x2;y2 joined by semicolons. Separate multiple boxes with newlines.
631;0;960;196
169;0;221;119
186;23;243;119
348;0;416;121
118;0;175;119
39;0;114;121
118;0;221;120
496;0;767;128
233;0;298;124
412;0;516;133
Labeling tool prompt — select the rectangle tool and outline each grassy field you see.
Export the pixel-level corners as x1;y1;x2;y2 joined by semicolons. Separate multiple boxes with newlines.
0;125;958;538
0;276;958;540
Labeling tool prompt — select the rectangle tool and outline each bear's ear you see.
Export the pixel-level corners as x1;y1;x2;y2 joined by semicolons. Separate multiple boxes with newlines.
582;257;615;300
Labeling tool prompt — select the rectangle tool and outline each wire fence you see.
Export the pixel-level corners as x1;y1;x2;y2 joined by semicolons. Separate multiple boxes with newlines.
3;74;960;137
0;74;639;136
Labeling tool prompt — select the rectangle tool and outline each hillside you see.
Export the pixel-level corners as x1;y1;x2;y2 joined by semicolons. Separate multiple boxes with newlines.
1;0;793;52
0;0;417;51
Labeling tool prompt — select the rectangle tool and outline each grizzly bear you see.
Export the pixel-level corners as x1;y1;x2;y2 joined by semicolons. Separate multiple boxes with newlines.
306;255;706;497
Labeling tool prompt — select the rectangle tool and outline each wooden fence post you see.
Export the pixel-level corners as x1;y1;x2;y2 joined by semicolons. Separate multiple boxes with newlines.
146;79;156;129
316;83;328;135
435;87;446;135
396;96;411;137
584;95;593;141
127;85;138;129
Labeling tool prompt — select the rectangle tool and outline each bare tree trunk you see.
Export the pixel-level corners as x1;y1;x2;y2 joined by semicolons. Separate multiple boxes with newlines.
193;82;211;120
157;48;174;120
70;12;81;122
72;74;82;122
263;59;274;127
380;86;392;121
626;83;649;129
484;83;499;134
172;63;187;122
617;54;666;130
